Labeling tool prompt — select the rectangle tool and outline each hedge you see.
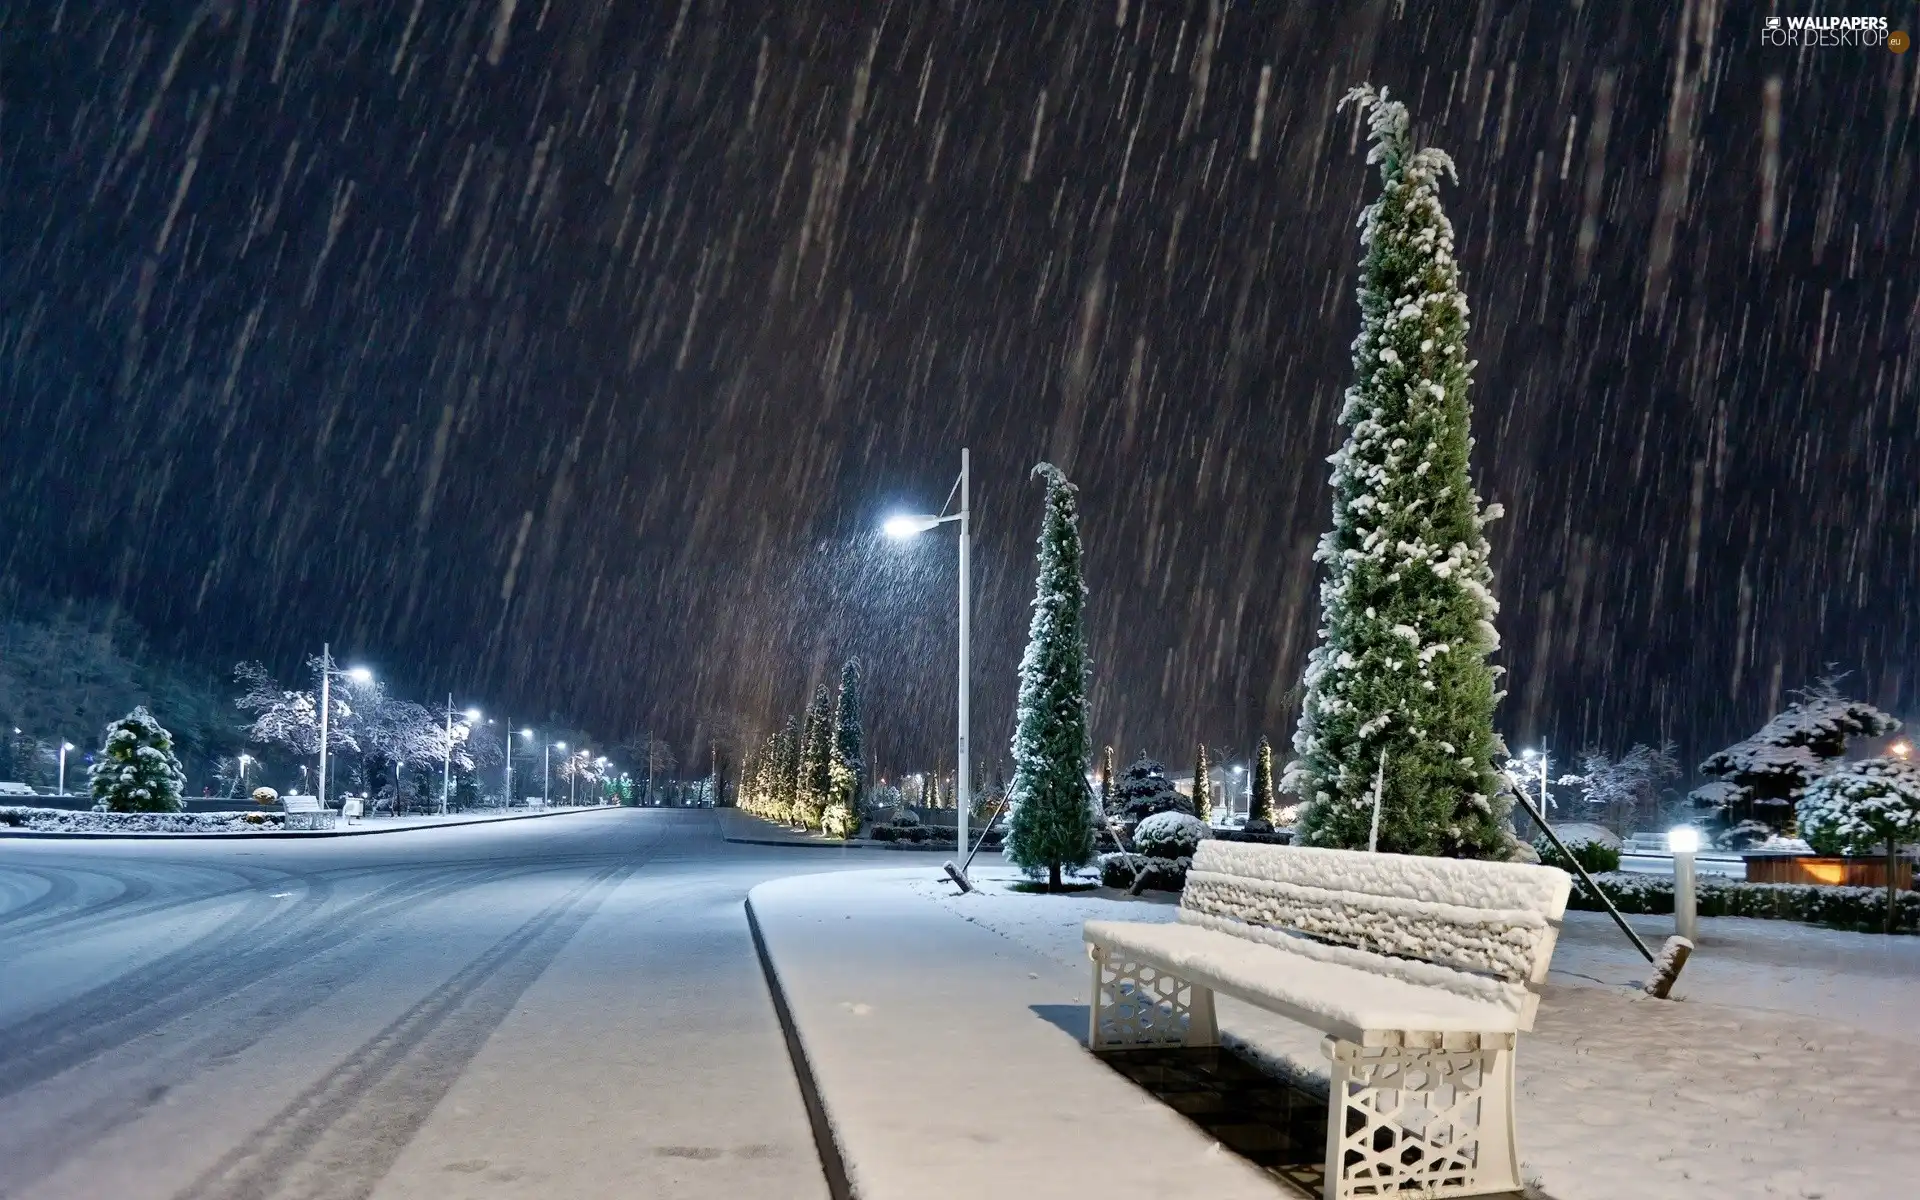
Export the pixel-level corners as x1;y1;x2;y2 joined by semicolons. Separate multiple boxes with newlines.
1570;871;1920;934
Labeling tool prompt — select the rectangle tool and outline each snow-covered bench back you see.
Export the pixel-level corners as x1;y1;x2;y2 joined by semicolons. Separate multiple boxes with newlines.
1178;841;1571;1029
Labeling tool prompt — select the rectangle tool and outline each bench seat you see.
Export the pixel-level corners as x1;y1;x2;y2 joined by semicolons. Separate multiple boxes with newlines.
1084;840;1570;1199
1083;918;1518;1047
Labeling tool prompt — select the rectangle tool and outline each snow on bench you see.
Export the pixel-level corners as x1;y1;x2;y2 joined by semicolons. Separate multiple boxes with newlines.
279;794;334;831
1084;841;1570;1200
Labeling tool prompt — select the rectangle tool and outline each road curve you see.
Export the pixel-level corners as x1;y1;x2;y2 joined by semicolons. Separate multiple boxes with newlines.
0;809;896;1200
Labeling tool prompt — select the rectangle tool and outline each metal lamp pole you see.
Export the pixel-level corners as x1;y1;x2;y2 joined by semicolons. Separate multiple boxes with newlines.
442;695;455;814
317;643;331;809
883;447;972;875
58;741;74;796
544;740;552;807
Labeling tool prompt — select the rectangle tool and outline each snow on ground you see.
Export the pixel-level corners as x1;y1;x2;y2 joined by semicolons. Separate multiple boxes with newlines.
0;806;284;833
913;868;1920;1200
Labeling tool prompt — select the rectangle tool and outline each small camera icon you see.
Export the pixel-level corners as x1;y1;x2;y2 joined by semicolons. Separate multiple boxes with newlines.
1765;17;1781;30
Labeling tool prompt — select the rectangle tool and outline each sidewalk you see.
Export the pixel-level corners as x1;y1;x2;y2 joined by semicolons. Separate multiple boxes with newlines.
746;867;1287;1200
0;804;620;840
889;869;1918;1200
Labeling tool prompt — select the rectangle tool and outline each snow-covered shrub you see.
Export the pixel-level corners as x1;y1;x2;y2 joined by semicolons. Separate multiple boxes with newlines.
1133;810;1212;859
252;786;279;806
1532;834;1619;875
1797;757;1920;857
1107;756;1190;824
1565;871;1920;934
868;824;899;842
1714;819;1775;851
890;807;922;827
1098;852;1191;893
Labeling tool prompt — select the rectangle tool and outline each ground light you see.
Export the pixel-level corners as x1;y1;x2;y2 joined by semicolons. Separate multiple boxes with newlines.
1668;825;1700;941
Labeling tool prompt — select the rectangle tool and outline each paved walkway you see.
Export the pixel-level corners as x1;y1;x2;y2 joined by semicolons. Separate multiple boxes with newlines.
747;867;1286;1199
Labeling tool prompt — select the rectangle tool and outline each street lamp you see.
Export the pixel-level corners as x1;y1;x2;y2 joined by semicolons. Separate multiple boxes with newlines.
520;729;535;806
883;447;973;876
1520;747;1551;817
59;742;75;796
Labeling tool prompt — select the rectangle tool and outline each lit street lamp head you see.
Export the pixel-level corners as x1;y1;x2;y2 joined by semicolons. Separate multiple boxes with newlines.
464;708;482;721
347;666;374;683
883;513;943;538
520;728;534;739
1893;741;1912;759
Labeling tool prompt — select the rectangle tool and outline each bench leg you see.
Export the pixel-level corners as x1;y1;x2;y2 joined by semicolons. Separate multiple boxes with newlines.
1085;944;1217;1050
1320;1037;1520;1199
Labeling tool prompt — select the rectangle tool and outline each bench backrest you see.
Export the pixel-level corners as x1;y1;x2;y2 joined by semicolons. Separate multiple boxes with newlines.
1180;842;1571;1026
282;795;322;813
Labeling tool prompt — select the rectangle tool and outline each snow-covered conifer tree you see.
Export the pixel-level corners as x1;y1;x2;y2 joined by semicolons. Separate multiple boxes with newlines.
1004;464;1097;890
1695;677;1898;840
1098;745;1115;810
1289;85;1512;859
824;658;865;837
1799;755;1920;931
1191;744;1211;818
1249;735;1277;829
90;706;186;813
795;686;833;829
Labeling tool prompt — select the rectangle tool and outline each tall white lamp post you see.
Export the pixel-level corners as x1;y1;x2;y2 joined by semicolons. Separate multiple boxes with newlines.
59;741;75;796
543;737;554;807
884;447;973;877
519;729;535;805
1668;825;1700;942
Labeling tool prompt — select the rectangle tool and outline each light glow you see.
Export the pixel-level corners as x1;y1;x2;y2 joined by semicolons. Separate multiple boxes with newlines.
1667;826;1701;854
883;513;943;538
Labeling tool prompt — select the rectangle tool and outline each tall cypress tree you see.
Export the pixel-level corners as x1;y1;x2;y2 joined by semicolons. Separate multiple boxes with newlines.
795;684;834;829
1289;86;1512;860
1004;463;1097;890
1249;735;1278;828
1099;744;1115;810
1192;743;1211;818
772;716;801;825
824;659;865;838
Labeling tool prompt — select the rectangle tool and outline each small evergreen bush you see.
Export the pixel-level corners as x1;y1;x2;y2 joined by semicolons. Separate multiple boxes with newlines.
1565;870;1920;934
1533;835;1621;875
1133;811;1211;859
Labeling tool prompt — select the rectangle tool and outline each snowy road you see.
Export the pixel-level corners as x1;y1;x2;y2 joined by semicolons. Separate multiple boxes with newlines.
0;809;893;1200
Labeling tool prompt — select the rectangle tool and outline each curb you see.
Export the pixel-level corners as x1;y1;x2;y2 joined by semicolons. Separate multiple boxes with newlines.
0;805;620;841
744;895;856;1200
721;835;954;852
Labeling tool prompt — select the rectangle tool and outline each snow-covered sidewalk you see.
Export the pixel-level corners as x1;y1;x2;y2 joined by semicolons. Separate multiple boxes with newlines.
909;869;1920;1200
746;867;1284;1199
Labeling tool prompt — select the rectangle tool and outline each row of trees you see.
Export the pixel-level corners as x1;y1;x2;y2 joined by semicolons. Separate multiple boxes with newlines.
737;659;866;838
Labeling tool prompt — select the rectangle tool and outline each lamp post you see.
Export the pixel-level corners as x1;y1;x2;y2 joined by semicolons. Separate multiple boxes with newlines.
519;729;535;805
58;741;75;796
543;738;555;807
1668;825;1700;942
1233;763;1246;819
883;447;973;876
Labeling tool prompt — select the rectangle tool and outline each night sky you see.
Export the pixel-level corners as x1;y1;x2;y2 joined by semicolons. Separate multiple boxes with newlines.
1;1;1915;782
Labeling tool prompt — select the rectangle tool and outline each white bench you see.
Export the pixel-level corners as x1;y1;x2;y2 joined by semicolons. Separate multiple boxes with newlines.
1084;841;1570;1200
280;794;334;831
